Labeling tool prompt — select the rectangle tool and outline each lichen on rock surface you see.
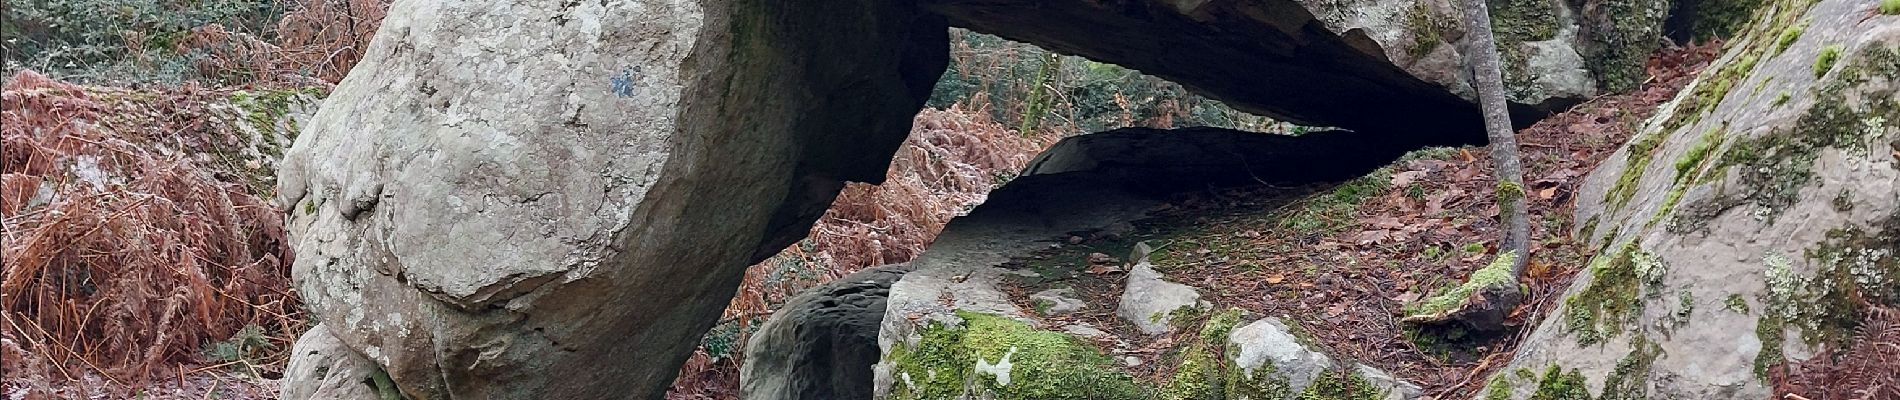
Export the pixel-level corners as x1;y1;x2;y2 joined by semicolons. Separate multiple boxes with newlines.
1578;0;1673;92
1494;1;1899;399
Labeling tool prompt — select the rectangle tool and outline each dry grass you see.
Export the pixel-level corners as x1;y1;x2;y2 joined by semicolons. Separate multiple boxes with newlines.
666;106;1061;399
1;70;302;397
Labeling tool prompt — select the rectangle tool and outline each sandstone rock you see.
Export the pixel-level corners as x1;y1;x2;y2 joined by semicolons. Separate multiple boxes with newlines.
273;0;947;397
1118;262;1206;335
1022;127;1442;191
1030;288;1087;315
1483;1;1900;398
925;0;1602;135
1225;318;1421;400
741;264;912;400
280;325;386;400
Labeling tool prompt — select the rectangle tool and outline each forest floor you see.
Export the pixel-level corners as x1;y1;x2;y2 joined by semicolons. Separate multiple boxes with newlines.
1;39;1720;400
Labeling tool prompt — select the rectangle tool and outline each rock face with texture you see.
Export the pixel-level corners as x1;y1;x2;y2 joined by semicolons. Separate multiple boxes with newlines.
280;325;385;400
273;0;947;397
924;0;1605;133
741;264;913;400
1483;1;1898;399
1118;262;1206;335
1030;288;1087;315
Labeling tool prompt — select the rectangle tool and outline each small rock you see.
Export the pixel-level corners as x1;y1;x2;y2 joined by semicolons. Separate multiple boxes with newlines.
1030;288;1086;315
1003;269;1043;279
1226;318;1421;400
1116;262;1204;335
1063;324;1109;337
1088;252;1119;265
1123;356;1143;367
1067;235;1085;244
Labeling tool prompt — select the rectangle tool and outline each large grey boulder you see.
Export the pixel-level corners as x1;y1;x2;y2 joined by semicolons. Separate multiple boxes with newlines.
1483;2;1899;399
741;264;913;400
280;325;385;400
272;0;947;397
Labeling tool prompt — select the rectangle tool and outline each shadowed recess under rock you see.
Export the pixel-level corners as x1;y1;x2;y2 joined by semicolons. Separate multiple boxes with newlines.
748;125;1451;400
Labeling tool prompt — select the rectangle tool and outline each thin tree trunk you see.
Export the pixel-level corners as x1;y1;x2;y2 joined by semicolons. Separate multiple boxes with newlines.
1463;0;1531;279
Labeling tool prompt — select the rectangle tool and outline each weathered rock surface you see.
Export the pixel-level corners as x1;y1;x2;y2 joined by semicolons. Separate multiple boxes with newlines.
1030;288;1087;315
273;0;946;397
280;325;385;400
741;264;913;400
924;0;1608;133
1118;261;1206;335
1483;1;1899;399
1225;318;1422;400
1022;127;1448;190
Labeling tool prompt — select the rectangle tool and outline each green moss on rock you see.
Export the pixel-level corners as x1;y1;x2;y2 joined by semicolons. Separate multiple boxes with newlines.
1813;45;1843;78
1607;131;1665;209
1774;21;1808;55
1490;0;1562;43
1563;243;1665;346
1583;0;1672;92
1484;374;1514;400
1407;251;1520;318
1750;219;1898;378
1295;371;1385;400
1164;309;1247;400
1709;45;1900;222
1528;366;1591;400
884;311;1146;399
1598;335;1661;400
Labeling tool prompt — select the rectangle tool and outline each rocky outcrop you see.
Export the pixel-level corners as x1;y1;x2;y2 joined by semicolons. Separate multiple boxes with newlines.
1482;1;1898;399
272;0;947;397
874;172;1168;399
874;128;1425;399
741;264;913;400
924;0;1605;133
276;0;1647;397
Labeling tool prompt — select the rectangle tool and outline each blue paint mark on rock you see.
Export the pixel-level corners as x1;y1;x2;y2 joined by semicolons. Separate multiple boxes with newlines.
610;67;641;98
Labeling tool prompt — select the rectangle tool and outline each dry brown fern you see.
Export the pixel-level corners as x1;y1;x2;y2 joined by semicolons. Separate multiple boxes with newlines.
2;71;301;390
1774;304;1900;400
